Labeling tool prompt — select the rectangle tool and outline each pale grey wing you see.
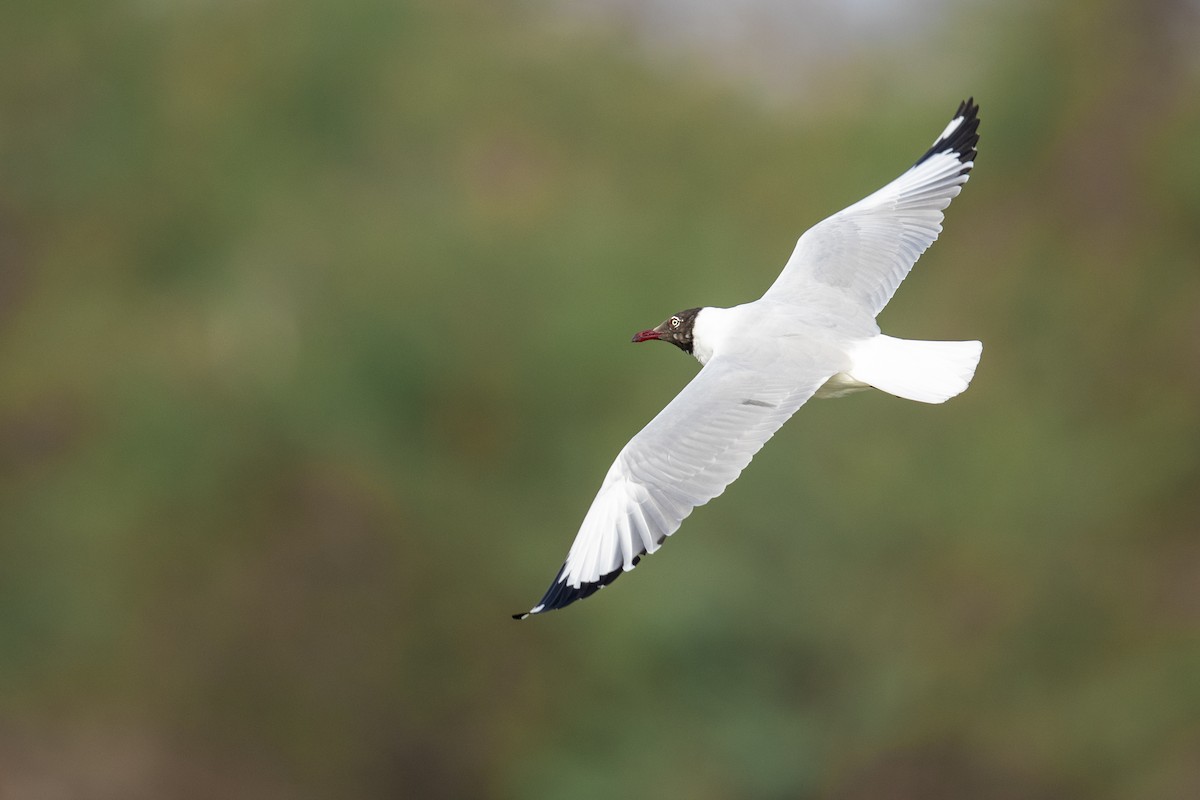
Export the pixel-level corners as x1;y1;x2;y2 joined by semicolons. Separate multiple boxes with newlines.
514;353;835;618
762;99;979;317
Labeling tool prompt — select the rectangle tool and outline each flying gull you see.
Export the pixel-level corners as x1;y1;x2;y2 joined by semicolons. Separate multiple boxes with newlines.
515;99;983;618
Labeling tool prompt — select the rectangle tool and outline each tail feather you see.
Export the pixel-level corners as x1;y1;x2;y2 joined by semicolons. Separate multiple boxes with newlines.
848;335;982;404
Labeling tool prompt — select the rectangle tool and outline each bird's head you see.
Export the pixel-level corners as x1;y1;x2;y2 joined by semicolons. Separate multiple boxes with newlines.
632;307;701;354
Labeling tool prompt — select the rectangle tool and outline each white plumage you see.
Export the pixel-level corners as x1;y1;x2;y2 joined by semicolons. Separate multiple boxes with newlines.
516;99;982;618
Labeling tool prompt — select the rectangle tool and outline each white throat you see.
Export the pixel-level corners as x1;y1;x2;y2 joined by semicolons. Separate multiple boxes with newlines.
689;306;729;366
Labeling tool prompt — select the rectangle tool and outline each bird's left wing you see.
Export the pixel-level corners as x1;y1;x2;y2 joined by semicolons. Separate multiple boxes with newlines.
514;349;836;618
762;99;979;317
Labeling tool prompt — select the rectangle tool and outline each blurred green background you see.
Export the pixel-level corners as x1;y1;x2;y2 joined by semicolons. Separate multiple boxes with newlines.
2;0;1199;797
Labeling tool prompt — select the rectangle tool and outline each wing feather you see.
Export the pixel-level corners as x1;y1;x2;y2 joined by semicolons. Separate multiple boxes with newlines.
514;353;834;618
762;99;979;317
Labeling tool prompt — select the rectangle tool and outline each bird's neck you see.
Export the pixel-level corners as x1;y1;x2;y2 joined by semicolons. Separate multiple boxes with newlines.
690;306;727;366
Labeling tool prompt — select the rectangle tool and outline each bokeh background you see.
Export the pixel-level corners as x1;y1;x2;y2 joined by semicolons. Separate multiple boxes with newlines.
2;0;1199;797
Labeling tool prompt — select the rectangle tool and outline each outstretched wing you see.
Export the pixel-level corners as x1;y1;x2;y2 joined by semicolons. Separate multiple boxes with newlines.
762;98;979;316
514;351;835;618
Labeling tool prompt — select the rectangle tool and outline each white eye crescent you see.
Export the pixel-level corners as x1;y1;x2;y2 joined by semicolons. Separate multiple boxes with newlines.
670;316;681;328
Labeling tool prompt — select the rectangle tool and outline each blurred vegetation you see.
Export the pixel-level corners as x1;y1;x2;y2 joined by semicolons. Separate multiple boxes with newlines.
1;0;1198;797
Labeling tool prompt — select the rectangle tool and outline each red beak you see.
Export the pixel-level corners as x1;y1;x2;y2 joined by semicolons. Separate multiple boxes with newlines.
631;329;662;343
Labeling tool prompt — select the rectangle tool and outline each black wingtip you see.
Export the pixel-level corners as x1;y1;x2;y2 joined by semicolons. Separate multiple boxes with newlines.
913;97;980;170
512;556;642;619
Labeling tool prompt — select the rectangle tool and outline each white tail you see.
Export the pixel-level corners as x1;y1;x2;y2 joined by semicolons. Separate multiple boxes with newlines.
848;335;982;404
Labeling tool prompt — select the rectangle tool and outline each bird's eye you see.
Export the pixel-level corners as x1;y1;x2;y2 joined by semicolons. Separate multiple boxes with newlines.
670;316;681;328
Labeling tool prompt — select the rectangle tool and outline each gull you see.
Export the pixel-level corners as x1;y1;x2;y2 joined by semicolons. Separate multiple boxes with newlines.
514;99;982;619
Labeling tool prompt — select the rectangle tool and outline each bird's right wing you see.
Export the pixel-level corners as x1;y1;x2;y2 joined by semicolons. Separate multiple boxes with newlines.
514;350;836;618
762;99;979;317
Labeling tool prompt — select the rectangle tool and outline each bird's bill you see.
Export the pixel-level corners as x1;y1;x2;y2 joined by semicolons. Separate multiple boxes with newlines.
631;327;664;343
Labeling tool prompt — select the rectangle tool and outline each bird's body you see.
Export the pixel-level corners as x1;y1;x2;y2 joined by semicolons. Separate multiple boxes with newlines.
515;100;983;619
